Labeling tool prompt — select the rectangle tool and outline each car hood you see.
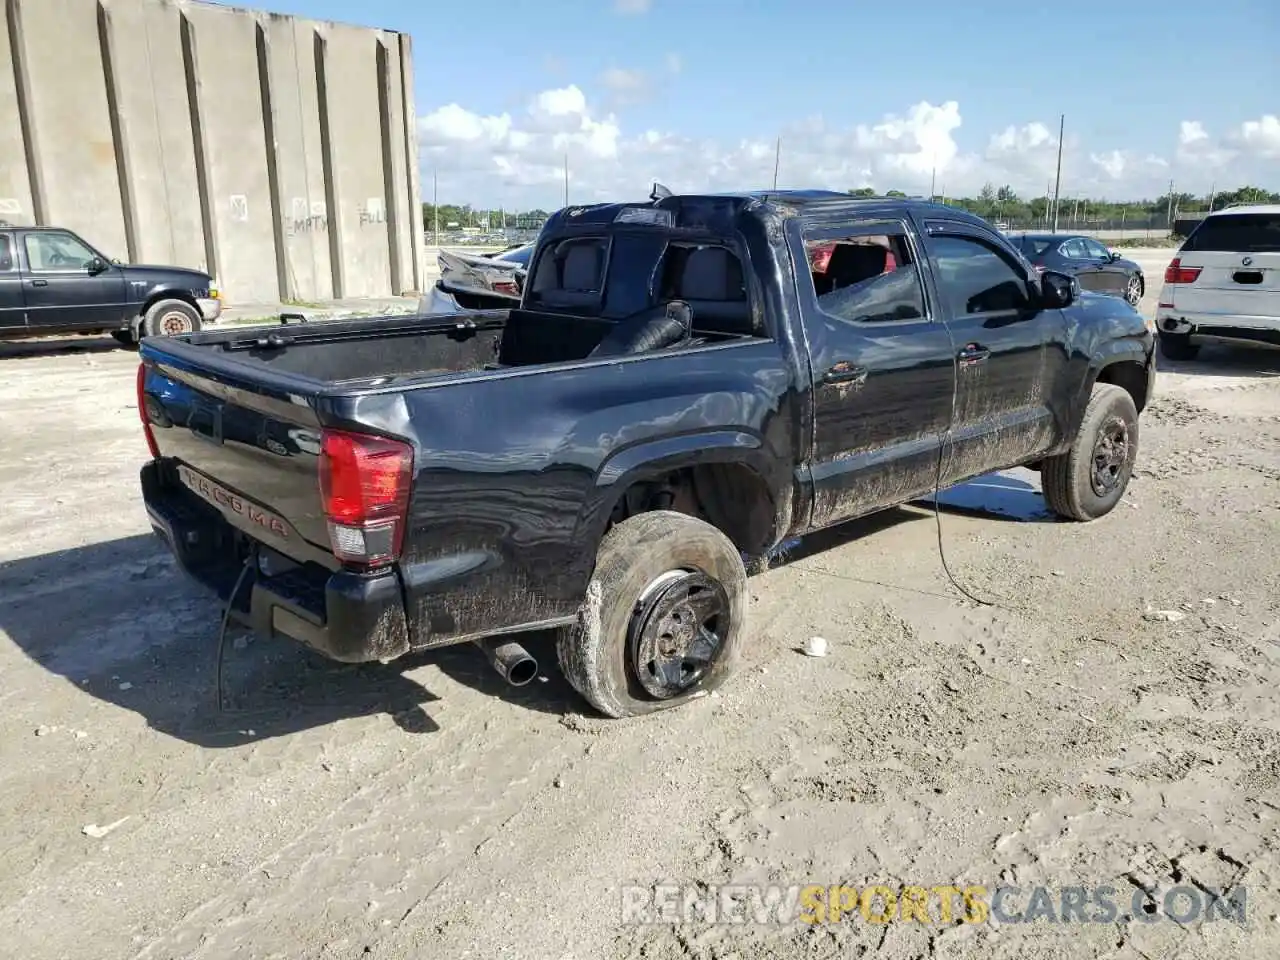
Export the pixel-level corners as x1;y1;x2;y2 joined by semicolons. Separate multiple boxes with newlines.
118;264;213;284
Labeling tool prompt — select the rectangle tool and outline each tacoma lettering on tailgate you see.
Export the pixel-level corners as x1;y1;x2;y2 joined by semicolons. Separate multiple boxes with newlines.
177;465;290;540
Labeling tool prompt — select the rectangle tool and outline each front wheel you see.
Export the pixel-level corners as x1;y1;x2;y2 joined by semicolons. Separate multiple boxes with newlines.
556;510;747;718
1124;273;1144;306
143;299;202;338
1041;383;1139;522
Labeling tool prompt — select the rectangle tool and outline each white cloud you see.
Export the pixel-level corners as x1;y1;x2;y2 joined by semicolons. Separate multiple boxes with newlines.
419;85;1276;208
614;0;650;13
1236;114;1280;159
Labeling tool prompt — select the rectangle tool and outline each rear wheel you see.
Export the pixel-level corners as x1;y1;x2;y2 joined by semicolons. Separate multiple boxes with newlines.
1041;383;1138;522
556;510;747;718
143;299;202;338
1124;273;1143;306
1157;331;1200;362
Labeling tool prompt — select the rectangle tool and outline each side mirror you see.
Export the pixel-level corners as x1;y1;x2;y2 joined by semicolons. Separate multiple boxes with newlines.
1108;250;1121;261
85;256;108;274
1040;270;1078;308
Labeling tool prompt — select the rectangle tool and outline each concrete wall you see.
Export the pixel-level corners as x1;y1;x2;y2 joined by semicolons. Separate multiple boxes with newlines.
0;0;423;304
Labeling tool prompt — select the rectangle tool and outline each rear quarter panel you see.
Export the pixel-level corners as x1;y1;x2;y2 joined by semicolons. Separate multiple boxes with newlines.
340;340;802;648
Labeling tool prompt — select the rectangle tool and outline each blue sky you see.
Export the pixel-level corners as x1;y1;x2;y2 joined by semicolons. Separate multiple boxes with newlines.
250;0;1280;207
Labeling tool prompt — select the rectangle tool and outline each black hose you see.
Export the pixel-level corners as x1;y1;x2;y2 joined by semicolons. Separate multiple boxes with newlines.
215;550;258;712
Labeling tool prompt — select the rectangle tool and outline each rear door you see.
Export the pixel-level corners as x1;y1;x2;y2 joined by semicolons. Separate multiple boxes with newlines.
1171;211;1280;320
0;232;24;332
20;230;126;330
917;218;1070;481
791;212;956;531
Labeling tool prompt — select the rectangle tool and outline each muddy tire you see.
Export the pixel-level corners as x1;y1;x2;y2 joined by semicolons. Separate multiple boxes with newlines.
1041;383;1138;522
143;299;201;339
556;510;747;718
1158;331;1199;362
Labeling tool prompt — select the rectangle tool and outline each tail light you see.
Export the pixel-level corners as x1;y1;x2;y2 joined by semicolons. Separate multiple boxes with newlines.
136;363;160;458
492;280;519;296
1164;258;1201;284
318;428;413;567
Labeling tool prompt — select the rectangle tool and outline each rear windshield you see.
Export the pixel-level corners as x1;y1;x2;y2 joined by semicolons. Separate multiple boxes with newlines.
1182;213;1280;253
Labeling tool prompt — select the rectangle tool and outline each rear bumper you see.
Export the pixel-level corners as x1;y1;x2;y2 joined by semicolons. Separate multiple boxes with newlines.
197;297;223;322
1156;307;1280;347
140;460;411;663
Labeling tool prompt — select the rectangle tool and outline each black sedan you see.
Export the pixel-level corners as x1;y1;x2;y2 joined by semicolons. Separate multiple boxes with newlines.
1005;232;1145;306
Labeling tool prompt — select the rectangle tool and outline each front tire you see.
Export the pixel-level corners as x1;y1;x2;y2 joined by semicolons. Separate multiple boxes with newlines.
556;510;747;718
1041;383;1138;522
143;298;202;338
1158;331;1200;362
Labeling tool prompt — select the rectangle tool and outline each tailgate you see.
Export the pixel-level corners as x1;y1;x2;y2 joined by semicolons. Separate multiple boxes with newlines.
1172;210;1280;319
1171;250;1280;317
139;347;334;567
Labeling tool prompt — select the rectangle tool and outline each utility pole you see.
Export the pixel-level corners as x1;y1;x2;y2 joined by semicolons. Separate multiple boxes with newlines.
563;153;569;208
772;137;781;190
930;165;937;200
1207;181;1217;213
1051;113;1065;232
432;170;439;245
1165;178;1175;230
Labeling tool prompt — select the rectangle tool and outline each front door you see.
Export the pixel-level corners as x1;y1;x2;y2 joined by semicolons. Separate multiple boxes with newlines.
917;218;1070;483
793;215;956;532
0;232;25;332
20;230;126;330
1081;237;1125;295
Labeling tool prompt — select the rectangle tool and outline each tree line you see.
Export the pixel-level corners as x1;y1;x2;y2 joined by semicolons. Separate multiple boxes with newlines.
848;184;1279;226
424;184;1278;233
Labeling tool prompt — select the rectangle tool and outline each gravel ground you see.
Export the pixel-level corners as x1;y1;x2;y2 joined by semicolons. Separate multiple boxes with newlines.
0;277;1277;960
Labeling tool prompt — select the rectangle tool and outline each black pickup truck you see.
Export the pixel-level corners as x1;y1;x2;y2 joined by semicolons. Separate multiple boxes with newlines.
0;223;220;345
137;190;1156;718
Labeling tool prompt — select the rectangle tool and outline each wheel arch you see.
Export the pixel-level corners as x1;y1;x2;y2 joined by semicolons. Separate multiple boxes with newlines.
134;290;200;332
572;431;788;577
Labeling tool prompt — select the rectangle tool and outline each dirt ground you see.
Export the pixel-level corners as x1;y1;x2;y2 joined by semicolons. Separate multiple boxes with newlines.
1;282;1278;959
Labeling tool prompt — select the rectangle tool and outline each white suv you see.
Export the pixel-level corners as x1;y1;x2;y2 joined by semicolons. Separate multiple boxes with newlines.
1155;204;1280;361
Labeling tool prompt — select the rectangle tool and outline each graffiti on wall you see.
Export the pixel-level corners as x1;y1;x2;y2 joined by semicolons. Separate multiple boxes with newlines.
229;195;249;222
286;198;328;237
359;198;386;227
0;198;21;217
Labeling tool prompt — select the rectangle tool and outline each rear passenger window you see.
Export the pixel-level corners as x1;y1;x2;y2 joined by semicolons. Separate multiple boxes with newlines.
803;230;925;324
929;235;1032;315
528;237;608;308
0;235;13;272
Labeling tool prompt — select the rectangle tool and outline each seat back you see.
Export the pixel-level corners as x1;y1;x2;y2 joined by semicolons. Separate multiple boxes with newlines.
825;243;887;290
674;246;753;335
531;240;604;309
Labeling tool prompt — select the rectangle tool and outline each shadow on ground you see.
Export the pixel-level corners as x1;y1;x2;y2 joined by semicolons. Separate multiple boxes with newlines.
0;534;577;748
1157;342;1280;379
0;335;130;359
0;471;1056;747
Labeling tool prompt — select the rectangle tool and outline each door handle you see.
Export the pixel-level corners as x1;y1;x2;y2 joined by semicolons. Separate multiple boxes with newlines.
823;361;868;386
958;342;990;364
30;279;47;287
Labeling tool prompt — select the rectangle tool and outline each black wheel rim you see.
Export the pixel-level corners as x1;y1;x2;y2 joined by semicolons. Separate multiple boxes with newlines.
629;570;730;699
1091;415;1130;496
1126;276;1142;305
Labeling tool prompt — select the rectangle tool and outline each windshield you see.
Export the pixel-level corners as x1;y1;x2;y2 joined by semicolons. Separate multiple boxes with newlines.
1182;213;1280;253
